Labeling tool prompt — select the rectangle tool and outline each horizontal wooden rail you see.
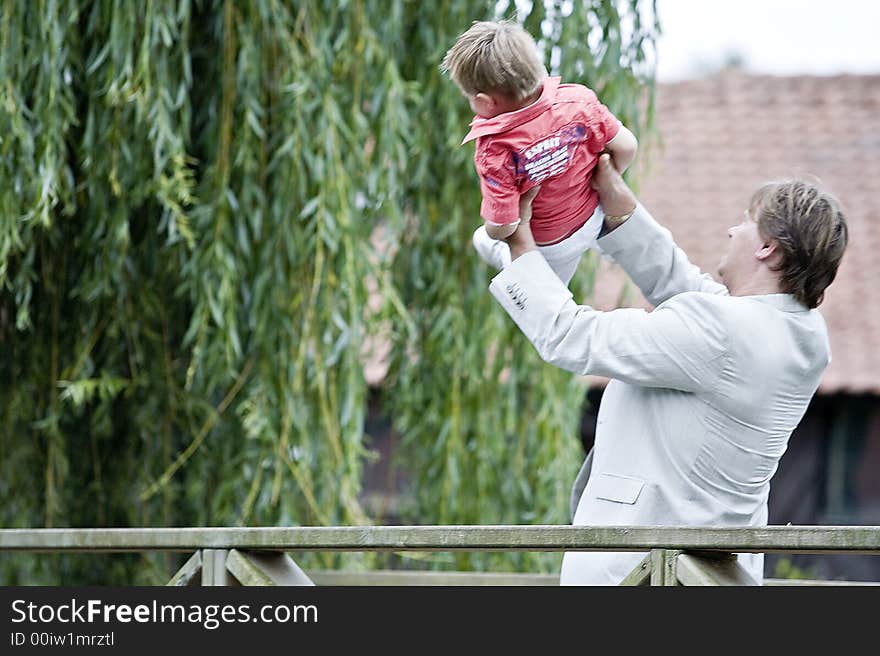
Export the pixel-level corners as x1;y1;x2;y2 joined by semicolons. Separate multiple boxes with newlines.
1;525;879;554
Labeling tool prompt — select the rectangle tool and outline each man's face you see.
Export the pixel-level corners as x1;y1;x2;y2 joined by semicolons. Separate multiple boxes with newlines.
718;210;765;288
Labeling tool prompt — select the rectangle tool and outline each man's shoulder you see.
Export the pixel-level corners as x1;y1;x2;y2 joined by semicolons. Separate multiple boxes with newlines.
658;290;729;309
655;291;739;338
659;291;823;339
660;290;768;318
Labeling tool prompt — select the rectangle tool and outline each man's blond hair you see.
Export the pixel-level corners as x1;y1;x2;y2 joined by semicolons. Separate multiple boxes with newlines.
441;20;546;101
749;180;848;309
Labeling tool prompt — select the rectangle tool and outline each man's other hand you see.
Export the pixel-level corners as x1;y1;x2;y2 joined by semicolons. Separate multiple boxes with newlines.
518;185;541;224
592;154;637;232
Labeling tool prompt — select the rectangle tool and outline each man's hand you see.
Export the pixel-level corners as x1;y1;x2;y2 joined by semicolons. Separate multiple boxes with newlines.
592;154;637;233
518;185;541;224
506;186;540;261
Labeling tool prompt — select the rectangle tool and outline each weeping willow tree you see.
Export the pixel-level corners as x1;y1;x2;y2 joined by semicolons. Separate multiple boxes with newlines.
0;0;657;583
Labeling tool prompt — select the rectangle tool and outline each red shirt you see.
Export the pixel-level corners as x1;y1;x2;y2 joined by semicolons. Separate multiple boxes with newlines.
462;77;620;244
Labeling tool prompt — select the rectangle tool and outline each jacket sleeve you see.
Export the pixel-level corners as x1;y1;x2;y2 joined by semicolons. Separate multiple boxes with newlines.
597;203;728;307
489;251;729;392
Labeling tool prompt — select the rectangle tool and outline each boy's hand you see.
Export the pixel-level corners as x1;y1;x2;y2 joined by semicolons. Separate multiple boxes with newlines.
518;186;541;224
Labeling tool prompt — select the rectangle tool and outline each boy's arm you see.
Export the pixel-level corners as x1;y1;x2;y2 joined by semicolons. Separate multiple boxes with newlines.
475;150;525;240
604;125;638;174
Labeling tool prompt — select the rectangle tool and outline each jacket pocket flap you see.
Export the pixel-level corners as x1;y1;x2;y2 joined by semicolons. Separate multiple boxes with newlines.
593;473;644;505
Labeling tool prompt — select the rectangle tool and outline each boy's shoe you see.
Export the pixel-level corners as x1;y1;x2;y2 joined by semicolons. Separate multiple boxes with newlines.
472;226;511;270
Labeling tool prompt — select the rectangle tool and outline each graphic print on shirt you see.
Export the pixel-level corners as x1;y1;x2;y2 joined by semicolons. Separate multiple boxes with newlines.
512;122;587;184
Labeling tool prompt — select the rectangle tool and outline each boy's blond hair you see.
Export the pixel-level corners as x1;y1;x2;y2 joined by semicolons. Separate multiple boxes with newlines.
441;20;546;101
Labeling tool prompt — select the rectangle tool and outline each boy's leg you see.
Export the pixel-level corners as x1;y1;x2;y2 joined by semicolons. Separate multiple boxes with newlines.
538;207;605;285
539;247;582;286
474;223;586;284
472;225;511;270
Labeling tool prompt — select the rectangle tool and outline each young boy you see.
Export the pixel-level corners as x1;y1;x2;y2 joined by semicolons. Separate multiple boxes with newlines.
442;20;638;284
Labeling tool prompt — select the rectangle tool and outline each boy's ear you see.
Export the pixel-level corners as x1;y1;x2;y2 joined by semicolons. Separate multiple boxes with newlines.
472;92;496;117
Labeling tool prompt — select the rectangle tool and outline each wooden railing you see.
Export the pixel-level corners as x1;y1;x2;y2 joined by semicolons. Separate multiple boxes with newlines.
1;525;878;586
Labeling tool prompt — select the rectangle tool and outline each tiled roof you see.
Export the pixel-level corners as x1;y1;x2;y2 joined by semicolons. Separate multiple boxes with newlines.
586;70;880;395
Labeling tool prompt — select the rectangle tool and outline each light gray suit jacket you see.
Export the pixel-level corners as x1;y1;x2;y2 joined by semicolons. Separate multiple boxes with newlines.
489;204;831;585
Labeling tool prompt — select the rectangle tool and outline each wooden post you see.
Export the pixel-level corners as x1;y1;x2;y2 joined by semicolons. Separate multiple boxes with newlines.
650;549;679;586
202;549;236;586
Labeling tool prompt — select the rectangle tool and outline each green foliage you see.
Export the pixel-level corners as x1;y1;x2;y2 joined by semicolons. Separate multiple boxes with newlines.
0;0;657;583
772;558;820;581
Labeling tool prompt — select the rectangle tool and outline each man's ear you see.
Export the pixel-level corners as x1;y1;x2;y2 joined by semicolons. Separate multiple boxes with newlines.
755;239;779;262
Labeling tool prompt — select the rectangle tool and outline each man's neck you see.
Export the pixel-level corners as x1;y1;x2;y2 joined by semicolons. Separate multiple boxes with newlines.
728;272;785;297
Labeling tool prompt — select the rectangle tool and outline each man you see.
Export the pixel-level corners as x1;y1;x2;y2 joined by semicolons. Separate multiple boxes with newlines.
482;154;848;584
